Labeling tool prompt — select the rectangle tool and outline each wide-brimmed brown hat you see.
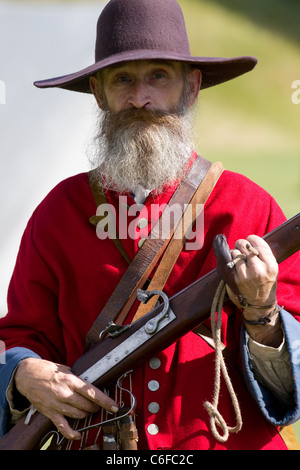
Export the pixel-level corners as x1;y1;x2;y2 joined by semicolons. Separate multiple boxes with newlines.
34;0;257;93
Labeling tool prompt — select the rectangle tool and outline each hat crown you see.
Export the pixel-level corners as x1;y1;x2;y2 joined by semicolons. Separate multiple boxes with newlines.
34;0;257;93
95;0;191;62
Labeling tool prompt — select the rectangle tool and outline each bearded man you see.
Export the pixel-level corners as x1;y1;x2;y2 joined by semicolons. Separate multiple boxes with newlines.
1;0;300;451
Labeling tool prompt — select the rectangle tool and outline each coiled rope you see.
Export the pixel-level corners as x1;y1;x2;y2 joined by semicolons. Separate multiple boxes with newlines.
203;280;243;442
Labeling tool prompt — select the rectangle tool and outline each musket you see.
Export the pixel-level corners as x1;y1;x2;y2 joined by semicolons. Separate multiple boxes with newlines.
0;213;299;450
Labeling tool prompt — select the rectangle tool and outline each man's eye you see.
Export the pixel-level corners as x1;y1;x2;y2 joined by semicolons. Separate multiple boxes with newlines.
112;74;130;85
115;75;130;84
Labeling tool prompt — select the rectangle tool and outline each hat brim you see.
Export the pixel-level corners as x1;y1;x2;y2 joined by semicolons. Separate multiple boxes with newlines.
33;51;257;93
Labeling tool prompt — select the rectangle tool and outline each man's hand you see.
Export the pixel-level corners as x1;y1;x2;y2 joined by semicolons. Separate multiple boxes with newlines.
227;234;283;347
14;357;119;441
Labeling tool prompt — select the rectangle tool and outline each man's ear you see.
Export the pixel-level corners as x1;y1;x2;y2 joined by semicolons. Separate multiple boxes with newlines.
186;69;202;108
89;76;106;110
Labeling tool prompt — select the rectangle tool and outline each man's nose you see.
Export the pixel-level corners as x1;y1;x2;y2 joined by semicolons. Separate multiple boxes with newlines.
127;80;151;109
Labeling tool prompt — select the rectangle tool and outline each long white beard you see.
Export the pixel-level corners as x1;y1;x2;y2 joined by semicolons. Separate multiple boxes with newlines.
89;107;195;195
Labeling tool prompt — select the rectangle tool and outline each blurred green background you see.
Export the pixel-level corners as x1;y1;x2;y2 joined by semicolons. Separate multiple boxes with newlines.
181;0;300;220
11;0;300;218
5;0;300;446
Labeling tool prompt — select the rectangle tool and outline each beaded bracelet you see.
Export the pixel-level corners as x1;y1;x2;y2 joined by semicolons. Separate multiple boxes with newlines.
241;304;284;326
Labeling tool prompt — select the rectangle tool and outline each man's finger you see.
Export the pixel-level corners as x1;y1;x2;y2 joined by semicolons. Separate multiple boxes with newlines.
246;235;276;263
75;379;119;414
52;413;82;441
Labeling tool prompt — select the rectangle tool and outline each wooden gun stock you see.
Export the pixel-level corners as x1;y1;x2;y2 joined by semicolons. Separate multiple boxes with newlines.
1;213;299;450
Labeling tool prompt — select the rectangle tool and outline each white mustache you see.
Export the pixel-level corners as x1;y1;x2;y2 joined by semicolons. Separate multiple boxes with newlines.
89;107;194;195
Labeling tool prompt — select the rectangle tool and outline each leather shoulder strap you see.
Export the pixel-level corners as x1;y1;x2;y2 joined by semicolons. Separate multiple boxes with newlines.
86;157;222;348
132;160;223;321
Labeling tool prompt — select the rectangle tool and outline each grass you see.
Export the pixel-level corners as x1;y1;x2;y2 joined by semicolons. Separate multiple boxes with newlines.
294;420;300;447
179;0;300;219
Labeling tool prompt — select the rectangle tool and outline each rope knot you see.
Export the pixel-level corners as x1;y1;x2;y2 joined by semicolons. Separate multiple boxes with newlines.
204;280;243;443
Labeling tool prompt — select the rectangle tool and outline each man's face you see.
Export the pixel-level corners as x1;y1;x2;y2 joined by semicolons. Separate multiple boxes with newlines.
90;60;201;114
89;60;201;194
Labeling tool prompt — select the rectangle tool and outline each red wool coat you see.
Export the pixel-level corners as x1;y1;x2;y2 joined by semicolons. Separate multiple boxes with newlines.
1;158;300;450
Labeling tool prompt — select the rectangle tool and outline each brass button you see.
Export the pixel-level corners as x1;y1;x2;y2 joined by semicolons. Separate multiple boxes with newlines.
148;380;159;391
147;424;159;435
149;357;161;370
137;217;148;229
148;402;160;414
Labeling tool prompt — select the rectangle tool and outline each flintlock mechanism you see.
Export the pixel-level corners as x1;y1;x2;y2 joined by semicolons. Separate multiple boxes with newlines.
0;213;299;450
